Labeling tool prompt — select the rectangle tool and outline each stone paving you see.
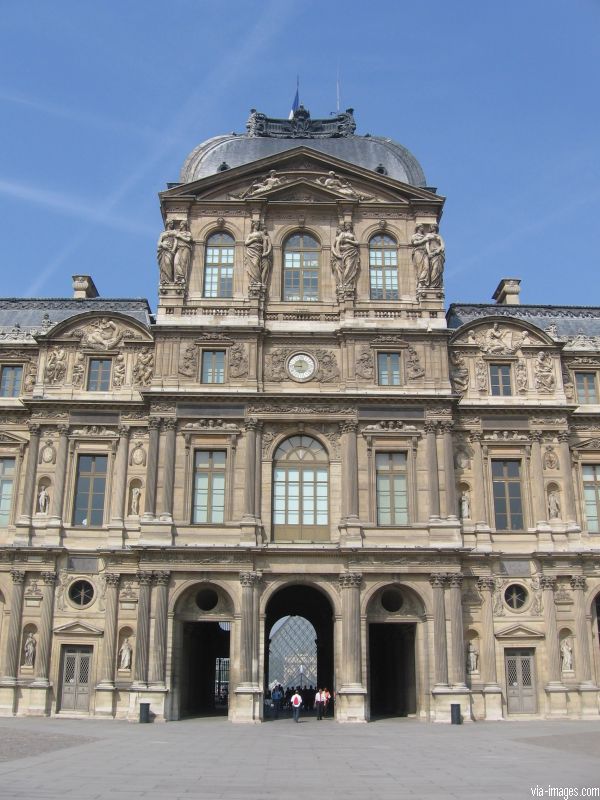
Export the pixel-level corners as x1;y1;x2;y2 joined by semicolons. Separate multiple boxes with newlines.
0;715;598;800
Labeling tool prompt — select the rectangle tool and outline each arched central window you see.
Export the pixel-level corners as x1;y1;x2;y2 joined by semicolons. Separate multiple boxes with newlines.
273;435;328;541
283;233;320;302
369;234;398;300
204;232;234;298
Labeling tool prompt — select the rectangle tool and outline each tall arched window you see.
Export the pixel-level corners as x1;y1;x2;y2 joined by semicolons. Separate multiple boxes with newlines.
283;233;320;302
369;234;398;300
204;232;235;298
273;435;328;541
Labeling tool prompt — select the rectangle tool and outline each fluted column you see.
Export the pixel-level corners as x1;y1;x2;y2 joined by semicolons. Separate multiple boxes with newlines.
441;422;458;519
476;577;499;685
559;432;577;526
110;426;130;525
2;570;26;681
133;571;153;685
243;419;258;521
448;573;466;686
150;571;170;685
339;573;362;685
19;423;41;522
341;421;359;520
99;574;120;687
540;576;562;684
49;425;69;524
33;571;57;684
570;576;593;685
425;422;440;520
429;573;448;686
239;572;259;684
530;432;547;524
160;420;177;521
142;418;161;521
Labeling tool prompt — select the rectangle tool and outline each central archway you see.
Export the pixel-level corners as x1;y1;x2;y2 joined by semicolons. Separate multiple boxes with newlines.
264;584;334;717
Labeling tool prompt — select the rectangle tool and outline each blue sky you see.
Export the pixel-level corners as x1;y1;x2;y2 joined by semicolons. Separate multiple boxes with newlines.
1;0;599;309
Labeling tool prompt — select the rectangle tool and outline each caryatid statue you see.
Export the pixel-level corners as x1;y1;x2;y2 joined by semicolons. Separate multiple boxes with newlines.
157;220;176;284
412;223;445;290
331;221;360;296
173;221;193;285
244;221;272;288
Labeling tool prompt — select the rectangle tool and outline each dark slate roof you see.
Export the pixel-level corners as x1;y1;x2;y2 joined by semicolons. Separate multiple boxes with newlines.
0;298;152;341
447;304;600;338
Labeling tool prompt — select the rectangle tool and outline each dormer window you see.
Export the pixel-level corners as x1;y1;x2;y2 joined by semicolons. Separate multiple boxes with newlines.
490;364;512;396
283;233;320;302
369;235;398;300
87;359;112;391
0;365;23;397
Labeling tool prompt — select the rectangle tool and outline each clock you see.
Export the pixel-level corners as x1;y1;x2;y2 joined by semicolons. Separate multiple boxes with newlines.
287;352;316;382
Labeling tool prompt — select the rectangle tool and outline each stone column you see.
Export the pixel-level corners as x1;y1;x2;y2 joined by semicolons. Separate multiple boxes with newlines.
470;432;488;526
476;577;499;685
530;432;547;524
429;573;448;686
133;571;153;685
448;573;466;687
160;420;177;521
49;425;69;524
559;432;577;526
150;571;170;685
239;572;259;685
425;422;440;520
540;576;562;684
19;423;41;522
339;573;362;686
441;422;458;519
341;421;359;520
243;419;258;521
110;426;130;525
32;571;57;684
570;576;593;685
98;574;120;687
2;570;26;681
142;418;161;521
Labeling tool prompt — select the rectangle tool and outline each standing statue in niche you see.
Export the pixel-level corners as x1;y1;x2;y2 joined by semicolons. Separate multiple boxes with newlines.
173;221;193;285
412;223;445;289
560;639;573;672
466;642;479;674
119;638;133;671
23;632;36;667
157;220;177;284
37;486;50;514
460;491;471;520
130;486;141;516
331;222;360;295
548;489;561;520
244;221;273;287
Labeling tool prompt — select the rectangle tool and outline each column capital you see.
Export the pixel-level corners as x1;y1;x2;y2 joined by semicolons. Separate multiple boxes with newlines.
429;573;447;588
557;431;571;444
148;417;162;430
530;430;544;443
153;571;171;586
117;424;130;437
539;575;557;591
245;417;260;432
476;576;496;593
339;419;358;434
447;572;464;588
239;571;260;588
57;423;70;436
10;570;26;584
469;431;483;443
439;420;454;434
40;571;57;585
104;573;121;587
136;571;153;586
338;572;362;589
569;575;587;591
27;422;41;435
424;420;438;435
162;418;177;432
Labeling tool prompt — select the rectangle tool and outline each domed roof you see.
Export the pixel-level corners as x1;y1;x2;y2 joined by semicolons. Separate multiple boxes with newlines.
180;107;427;187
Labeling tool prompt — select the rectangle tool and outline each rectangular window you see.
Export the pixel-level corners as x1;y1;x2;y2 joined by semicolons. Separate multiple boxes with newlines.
0;457;16;527
204;244;234;298
369;249;398;300
583;464;600;533
492;459;523;531
193;450;226;523
283;253;319;301
87;359;112;391
575;372;598;404
0;365;23;397
201;351;225;384
376;452;408;525
377;353;401;386
73;454;108;527
490;364;512;396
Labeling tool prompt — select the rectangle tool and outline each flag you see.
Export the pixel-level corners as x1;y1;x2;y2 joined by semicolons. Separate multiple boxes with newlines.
288;79;299;120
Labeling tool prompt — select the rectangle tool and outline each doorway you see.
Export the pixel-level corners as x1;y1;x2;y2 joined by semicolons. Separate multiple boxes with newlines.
180;621;231;716
59;645;92;712
368;623;416;717
505;648;537;714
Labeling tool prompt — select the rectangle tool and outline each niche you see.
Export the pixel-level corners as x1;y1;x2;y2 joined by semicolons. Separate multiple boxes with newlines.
458;482;472;520
36;477;51;515
117;626;134;673
559;627;574;674
465;629;480;677
128;480;143;517
547;482;561;520
20;623;38;671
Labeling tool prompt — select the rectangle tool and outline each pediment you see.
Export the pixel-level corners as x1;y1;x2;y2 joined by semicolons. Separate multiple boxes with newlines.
0;430;27;446
451;318;552;353
495;624;545;640
45;313;151;349
53;621;104;636
573;438;600;451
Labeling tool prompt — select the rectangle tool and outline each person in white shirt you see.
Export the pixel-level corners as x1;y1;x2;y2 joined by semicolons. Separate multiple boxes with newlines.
315;689;324;720
291;689;302;722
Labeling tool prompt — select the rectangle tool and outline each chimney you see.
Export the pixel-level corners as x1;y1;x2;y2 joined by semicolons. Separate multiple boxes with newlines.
72;275;99;299
493;278;521;306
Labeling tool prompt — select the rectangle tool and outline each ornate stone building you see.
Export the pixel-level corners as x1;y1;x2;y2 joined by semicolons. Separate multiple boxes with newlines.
0;106;599;722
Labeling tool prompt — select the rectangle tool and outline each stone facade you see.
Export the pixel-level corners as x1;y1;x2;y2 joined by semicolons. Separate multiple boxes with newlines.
0;107;599;723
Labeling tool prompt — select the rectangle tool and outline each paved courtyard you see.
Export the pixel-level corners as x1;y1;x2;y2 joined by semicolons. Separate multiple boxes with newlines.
0;715;598;800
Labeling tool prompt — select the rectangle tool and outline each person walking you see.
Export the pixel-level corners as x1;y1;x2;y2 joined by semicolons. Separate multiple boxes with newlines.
291;689;302;722
272;684;283;720
315;688;324;720
322;687;331;718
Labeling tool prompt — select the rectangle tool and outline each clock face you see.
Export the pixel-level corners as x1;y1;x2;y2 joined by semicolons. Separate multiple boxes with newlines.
287;352;316;381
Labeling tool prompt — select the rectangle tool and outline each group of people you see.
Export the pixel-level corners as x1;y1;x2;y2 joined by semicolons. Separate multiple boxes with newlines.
268;684;332;722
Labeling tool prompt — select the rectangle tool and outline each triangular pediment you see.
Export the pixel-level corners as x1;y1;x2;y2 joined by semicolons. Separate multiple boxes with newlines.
495;624;545;640
573;438;600;451
0;430;27;446
53;621;104;636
